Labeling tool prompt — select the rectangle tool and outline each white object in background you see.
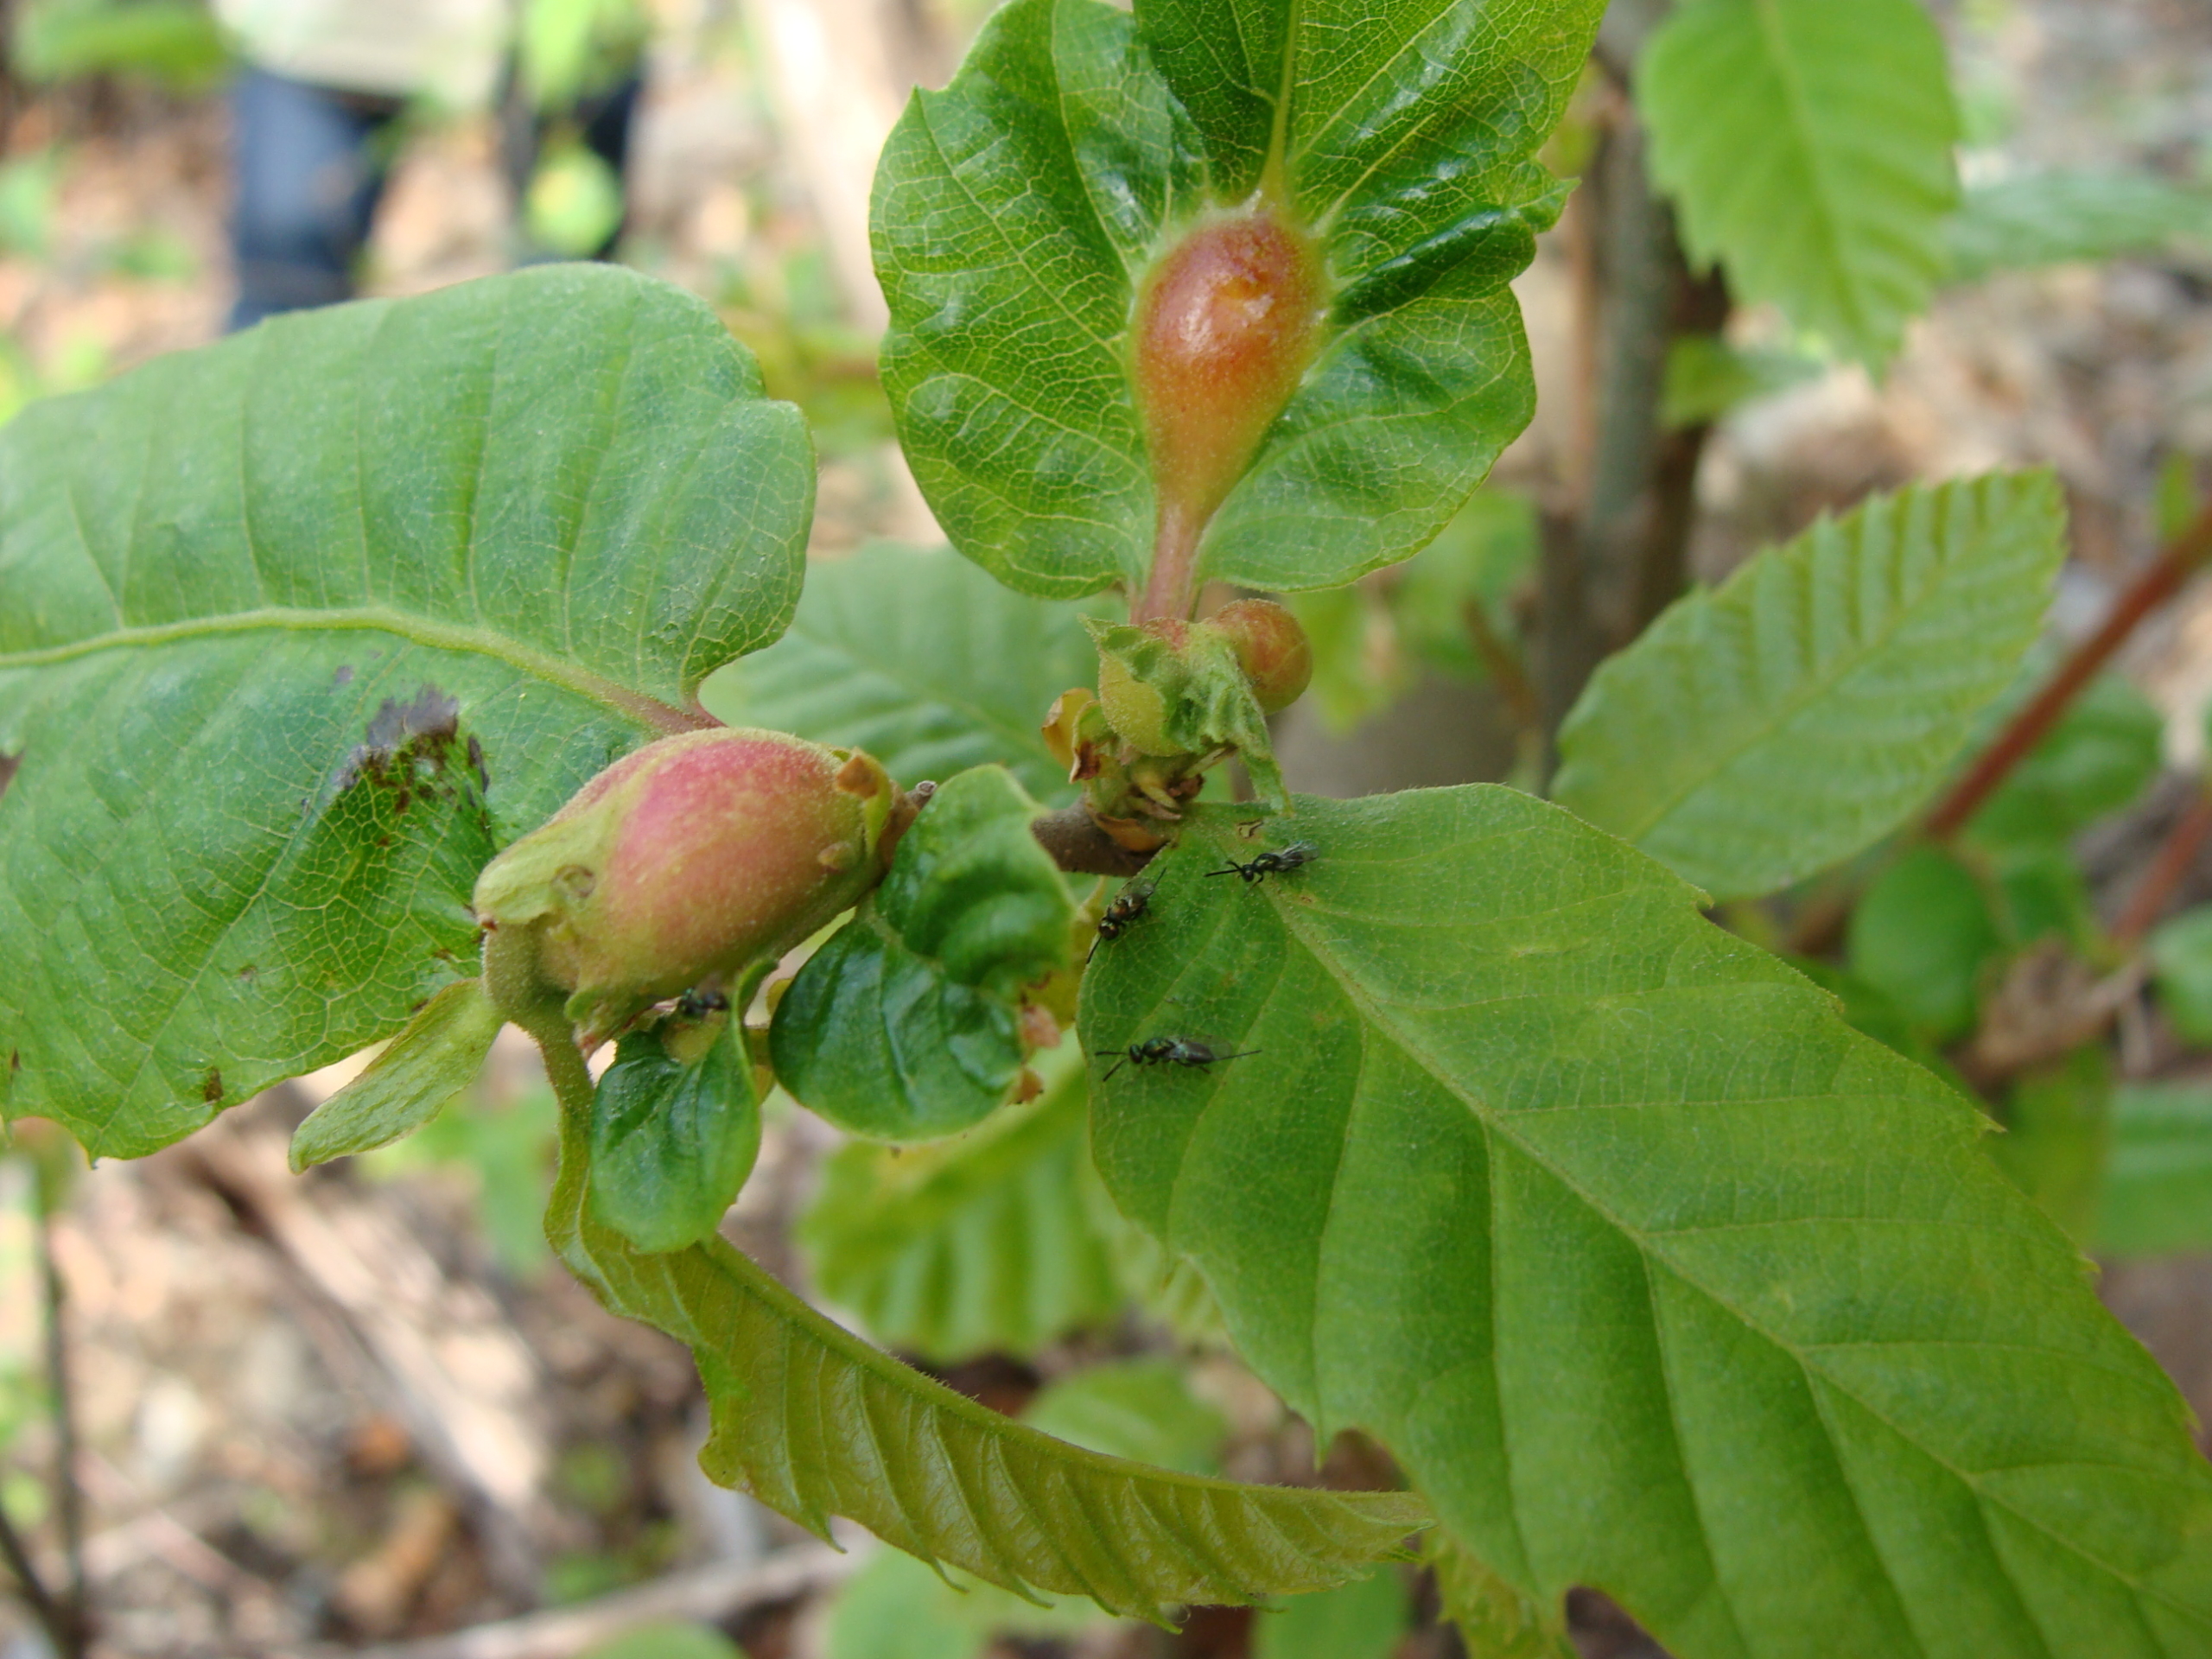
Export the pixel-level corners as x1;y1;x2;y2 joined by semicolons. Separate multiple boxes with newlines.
214;0;511;111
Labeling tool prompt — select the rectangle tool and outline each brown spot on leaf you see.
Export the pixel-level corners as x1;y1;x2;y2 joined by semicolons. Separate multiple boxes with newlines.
0;750;18;804
202;1068;224;1103
236;964;257;984
334;664;355;687
9;1050;18;1075
327;687;494;838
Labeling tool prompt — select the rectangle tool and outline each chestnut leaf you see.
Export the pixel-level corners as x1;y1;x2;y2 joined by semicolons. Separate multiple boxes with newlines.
547;1090;1429;1624
873;0;1603;601
0;266;813;1156
772;766;1076;1140
1082;793;2212;1659
1552;473;2067;903
703;542;1096;804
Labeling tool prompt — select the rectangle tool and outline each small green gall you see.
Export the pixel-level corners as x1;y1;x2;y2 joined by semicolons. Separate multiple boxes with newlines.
474;728;895;1044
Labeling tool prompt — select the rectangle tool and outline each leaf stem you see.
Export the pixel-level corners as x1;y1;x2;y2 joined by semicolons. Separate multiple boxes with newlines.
1925;497;2212;842
1134;502;1205;625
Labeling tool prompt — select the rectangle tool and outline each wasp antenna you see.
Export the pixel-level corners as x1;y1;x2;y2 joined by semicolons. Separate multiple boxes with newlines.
1204;866;1240;878
1103;1054;1128;1079
1226;1049;1262;1062
1085;938;1101;963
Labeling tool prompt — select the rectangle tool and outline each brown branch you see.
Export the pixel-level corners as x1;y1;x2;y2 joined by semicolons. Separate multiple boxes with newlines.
1926;498;2212;842
0;1494;67;1656
1029;803;1155;878
1462;599;1541;734
2113;785;2212;947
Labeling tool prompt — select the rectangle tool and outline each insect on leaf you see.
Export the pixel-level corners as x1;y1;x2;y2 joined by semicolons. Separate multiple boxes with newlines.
1084;793;2212;1659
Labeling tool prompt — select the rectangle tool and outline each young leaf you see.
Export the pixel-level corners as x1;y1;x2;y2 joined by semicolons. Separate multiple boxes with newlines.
2096;1083;2212;1258
1639;0;1960;368
589;1016;761;1254
0;265;810;1157
701;543;1097;803
772;766;1075;1140
1084;794;2212;1659
1023;1358;1226;1477
544;1096;1430;1623
1948;173;2212;283
1845;846;2002;1043
1427;1530;1573;1659
1253;1568;1407;1659
1553;474;2066;902
828;1548;1103;1659
2151;907;2212;1047
1987;1047;2113;1249
289;979;505;1171
798;1065;1128;1361
873;0;1604;600
1964;674;2164;855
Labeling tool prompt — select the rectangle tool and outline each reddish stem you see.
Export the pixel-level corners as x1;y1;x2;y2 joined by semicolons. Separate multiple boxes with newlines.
1133;500;1205;624
2113;785;2212;947
1924;498;2212;842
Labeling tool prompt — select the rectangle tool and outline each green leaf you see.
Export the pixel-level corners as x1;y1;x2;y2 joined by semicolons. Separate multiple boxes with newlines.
2152;907;2212;1047
1966;674;2164;855
545;1095;1431;1624
799;1063;1125;1360
828;1548;1102;1659
872;0;1603;599
288;980;504;1171
701;543;1097;804
579;1624;743;1659
1988;1047;2113;1249
0;266;811;1157
772;766;1075;1140
1427;1530;1573;1659
1254;1568;1407;1659
1948;173;2212;282
1639;0;1961;367
2095;1083;2212;1258
589;1016;761;1254
1846;844;2002;1042
1553;474;2066;902
1661;337;1824;430
1024;1358;1225;1477
1084;793;2212;1659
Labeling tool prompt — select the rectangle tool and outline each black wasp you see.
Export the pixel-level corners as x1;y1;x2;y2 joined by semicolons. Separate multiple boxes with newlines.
1087;878;1157;962
1100;1036;1259;1080
1207;840;1319;884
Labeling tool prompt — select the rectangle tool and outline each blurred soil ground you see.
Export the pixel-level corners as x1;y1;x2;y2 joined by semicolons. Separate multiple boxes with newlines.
1;1;2211;1656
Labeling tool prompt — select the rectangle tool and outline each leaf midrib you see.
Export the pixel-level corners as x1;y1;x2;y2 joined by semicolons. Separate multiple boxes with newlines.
1237;836;2210;1637
0;605;698;734
1748;0;1871;341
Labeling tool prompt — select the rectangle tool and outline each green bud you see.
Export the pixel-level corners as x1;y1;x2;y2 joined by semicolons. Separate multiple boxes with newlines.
474;728;895;1043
